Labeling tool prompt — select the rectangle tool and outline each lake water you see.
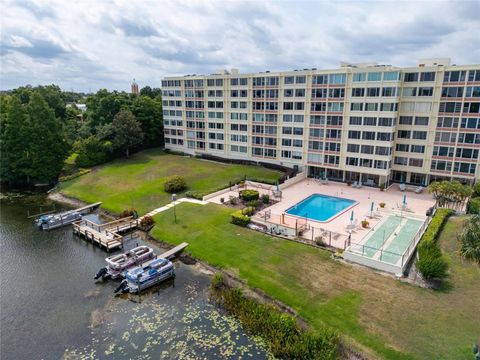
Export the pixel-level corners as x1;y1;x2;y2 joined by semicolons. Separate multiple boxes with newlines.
0;195;271;359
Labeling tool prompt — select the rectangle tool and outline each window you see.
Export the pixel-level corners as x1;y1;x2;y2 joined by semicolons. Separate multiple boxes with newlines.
311;102;327;112
374;160;388;169
366;88;380;97
468;70;480;82
352;88;365;97
329;73;346;84
402;87;417;96
415;117;429;125
377;132;392;141
361;145;374;154
350;103;363;111
398;130;411;139
307;153;322;163
346;157;358;166
463;102;480;114
352;73;366;82
329;88;345;98
295;76;306;84
382;87;398;96
312;88;328;98
442;87;463;98
383;71;400;81
365;103;378;111
444;71;466;82
404;73;418;82
439;102;462;113
456;148;479;159
295;88;305;97
420;72;435;82
348;130;361;139
310;115;325;125
415;102;432;113
418;87;433;96
363;117;376;126
465;86;480;97
380;103;397;111
454;162;476;174
437;117;459;128
375;146;391;156
294;115;304;123
284;89;294;97
312;75;328;84
433;146;454;157
460;118;480;129
431;160;452;172
328;102;343;112
378;117;395;126
409;158;423;167
284;76;294;84
367;72;381;81
295;102;304;110
349;116;362;125
347;144;360;153
396;144;409;152
411;145;425;153
394;157;408;166
230;78;238;86
362;131;375;140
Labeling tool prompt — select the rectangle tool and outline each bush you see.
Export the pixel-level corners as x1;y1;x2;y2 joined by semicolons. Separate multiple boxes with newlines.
164;175;187;193
119;209;137;218
59;168;91;182
379;202;386;208
229;196;238;205
140;215;155;228
242;206;255;216
361;220;369;228
211;284;339;359
231;210;250;227
416;208;454;281
239;189;259;202
261;194;270;204
472;182;480;198
315;236;326;246
467;197;480;214
185;190;204;200
458;215;480;263
246;199;260;208
211;272;224;290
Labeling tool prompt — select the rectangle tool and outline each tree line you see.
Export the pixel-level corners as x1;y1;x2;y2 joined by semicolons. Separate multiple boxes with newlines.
0;84;163;187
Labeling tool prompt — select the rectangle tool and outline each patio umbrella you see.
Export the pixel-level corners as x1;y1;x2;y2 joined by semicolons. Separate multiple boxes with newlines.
370;201;374;217
403;194;407;206
350;210;355;224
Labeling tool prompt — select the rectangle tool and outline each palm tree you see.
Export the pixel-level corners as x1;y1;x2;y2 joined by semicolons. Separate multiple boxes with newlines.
458;215;480;264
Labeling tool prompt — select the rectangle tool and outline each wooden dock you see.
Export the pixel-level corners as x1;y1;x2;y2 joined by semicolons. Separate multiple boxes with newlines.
139;242;189;269
73;216;140;251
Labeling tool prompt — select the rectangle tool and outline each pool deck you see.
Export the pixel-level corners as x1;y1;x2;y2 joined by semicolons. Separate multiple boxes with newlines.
251;179;436;248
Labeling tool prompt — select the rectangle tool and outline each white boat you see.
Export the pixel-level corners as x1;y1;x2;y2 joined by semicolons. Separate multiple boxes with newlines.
94;246;155;280
114;258;175;294
36;211;82;230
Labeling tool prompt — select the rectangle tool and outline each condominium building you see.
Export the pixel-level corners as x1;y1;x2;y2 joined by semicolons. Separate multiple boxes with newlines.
161;58;480;187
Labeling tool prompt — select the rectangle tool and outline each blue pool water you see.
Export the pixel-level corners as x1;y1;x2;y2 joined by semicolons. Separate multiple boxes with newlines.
286;194;356;222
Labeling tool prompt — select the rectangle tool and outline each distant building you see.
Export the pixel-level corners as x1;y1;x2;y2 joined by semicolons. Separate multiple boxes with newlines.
131;79;139;95
162;59;480;186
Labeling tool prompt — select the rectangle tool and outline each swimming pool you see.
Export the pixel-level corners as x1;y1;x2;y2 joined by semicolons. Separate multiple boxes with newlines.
286;194;356;222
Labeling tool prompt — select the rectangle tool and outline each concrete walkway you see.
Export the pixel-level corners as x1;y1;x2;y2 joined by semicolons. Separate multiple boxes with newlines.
142;198;208;218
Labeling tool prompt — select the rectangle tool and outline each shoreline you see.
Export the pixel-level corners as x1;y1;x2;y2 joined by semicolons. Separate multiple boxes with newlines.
49;190;365;359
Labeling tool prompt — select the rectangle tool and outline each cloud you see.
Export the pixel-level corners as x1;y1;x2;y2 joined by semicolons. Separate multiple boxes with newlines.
1;0;479;92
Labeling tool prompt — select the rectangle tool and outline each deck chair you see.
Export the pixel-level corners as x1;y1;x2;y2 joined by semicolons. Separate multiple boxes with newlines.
399;183;406;191
415;186;423;194
352;181;358;188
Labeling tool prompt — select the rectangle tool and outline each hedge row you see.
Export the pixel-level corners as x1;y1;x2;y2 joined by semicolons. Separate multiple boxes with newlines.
211;275;339;360
467;197;480;214
239;189;259;202
416;208;454;280
59;168;91;182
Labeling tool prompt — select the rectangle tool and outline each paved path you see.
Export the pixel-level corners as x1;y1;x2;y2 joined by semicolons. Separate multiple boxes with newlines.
142;198;208;218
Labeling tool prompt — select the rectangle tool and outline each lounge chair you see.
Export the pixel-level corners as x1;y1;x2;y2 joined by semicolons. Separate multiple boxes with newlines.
352;181;358;188
320;177;329;185
399;183;406;191
415;186;423;194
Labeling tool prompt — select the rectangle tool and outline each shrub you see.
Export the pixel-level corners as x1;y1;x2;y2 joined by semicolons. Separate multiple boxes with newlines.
59;168;91;182
315;236;326;246
242;206;255;216
229;196;238;205
261;194;270;204
239;189;259;202
361;220;369;228
119;209;136;218
379;202;386;208
246;199;260;208
467;197;480;214
185;190;203;200
140;215;155;228
472;182;480;198
231;210;250;227
416;208;454;281
164;175;187;193
211;284;339;359
211;272;224;290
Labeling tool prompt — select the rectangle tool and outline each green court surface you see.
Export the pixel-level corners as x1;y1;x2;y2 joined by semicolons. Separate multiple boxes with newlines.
380;219;423;264
358;216;402;257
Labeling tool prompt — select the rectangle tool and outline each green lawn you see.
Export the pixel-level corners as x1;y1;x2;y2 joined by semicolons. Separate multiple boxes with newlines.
59;149;281;214
152;204;480;360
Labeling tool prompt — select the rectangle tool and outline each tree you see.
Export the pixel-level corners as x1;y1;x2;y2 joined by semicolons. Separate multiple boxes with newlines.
458;215;480;264
130;95;163;148
74;136;112;167
112;110;143;158
140;86;162;99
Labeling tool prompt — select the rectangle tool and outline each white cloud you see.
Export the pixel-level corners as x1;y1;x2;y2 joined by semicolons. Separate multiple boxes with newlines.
0;0;479;92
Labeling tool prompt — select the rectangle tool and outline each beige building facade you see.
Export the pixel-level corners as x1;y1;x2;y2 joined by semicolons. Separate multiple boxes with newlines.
162;59;480;187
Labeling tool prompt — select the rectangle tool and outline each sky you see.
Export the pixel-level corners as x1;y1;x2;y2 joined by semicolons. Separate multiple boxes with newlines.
1;0;479;92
